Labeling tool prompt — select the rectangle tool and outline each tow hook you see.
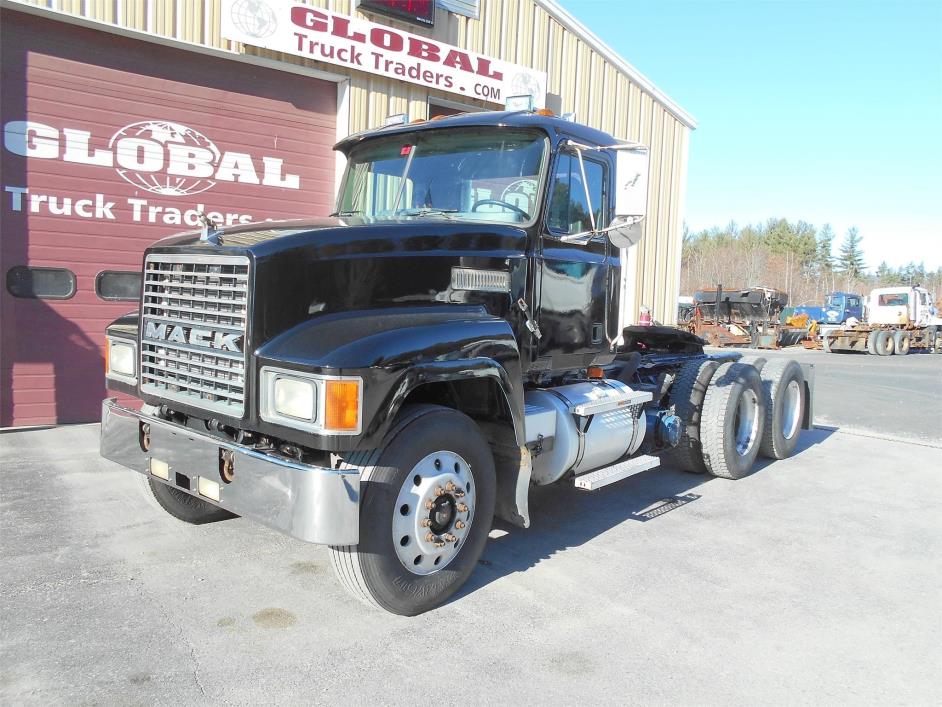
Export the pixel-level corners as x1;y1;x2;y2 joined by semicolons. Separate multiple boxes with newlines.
219;449;235;483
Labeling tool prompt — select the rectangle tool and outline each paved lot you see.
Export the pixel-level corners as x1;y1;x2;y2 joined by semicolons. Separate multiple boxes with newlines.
715;346;942;445
2;350;941;705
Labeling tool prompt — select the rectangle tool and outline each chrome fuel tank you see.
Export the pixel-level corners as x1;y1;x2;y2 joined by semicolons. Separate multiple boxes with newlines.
525;380;648;485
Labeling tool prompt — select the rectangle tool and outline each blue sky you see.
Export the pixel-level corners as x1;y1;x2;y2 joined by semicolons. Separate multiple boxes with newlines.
560;0;942;270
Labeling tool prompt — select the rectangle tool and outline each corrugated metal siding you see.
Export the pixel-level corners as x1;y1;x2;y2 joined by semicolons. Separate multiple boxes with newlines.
14;0;691;324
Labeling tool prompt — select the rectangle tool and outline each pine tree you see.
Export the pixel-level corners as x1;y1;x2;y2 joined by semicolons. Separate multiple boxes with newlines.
875;261;893;283
816;224;835;293
837;227;865;279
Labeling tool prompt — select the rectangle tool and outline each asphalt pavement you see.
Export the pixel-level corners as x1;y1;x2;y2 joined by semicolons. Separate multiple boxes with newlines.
2;349;940;704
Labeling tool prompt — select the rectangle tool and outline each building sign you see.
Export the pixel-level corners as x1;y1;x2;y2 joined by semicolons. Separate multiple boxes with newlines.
2;119;303;226
358;0;435;28
223;0;547;107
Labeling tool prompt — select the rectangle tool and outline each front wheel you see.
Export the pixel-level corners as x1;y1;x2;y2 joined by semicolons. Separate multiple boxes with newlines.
139;473;236;525
329;405;496;616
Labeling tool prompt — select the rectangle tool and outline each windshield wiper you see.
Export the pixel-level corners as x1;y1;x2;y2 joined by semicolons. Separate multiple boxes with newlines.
330;210;361;217
397;208;460;218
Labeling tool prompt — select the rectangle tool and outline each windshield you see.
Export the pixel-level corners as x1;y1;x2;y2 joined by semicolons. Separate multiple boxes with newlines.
337;128;547;225
825;294;839;308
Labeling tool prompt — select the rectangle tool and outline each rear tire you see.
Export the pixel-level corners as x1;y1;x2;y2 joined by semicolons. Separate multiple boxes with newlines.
758;359;805;460
664;359;720;474
700;362;765;480
874;329;894;356
139;473;236;525
328;405;496;616
893;331;910;355
736;354;768;372
866;330;879;355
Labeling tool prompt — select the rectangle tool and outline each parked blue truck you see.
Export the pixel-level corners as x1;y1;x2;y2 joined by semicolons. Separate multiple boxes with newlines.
793;292;863;325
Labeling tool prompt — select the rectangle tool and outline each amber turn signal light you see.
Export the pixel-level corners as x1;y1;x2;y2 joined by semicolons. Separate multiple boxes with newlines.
324;379;360;432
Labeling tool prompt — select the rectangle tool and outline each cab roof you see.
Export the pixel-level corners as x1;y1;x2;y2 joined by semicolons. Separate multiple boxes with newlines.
334;110;623;154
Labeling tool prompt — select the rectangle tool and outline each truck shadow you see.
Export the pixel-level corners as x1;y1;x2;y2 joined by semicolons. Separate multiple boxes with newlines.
452;425;837;603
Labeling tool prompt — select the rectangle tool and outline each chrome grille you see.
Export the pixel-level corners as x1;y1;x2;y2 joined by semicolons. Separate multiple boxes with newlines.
140;254;250;417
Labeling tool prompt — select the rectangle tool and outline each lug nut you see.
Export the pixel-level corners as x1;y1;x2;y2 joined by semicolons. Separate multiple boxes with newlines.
434;486;445;497
434;540;446;548
454;490;465;498
456;503;468;513
443;533;458;543
425;500;435;510
445;481;456;492
420;518;432;527
426;532;439;543
455;521;465;530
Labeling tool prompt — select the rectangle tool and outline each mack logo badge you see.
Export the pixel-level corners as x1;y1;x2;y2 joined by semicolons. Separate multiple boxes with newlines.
144;321;242;352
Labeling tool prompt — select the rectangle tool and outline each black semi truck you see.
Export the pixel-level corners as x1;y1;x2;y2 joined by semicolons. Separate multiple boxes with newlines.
101;111;813;615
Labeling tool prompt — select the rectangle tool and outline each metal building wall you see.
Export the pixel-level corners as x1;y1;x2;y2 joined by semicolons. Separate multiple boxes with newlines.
14;0;694;324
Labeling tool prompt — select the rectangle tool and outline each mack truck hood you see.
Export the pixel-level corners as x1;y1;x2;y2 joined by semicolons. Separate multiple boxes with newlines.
146;216;529;346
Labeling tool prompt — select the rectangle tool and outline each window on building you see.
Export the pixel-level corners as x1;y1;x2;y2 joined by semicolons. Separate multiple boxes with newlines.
6;266;76;300
96;271;142;301
547;152;606;235
438;0;480;20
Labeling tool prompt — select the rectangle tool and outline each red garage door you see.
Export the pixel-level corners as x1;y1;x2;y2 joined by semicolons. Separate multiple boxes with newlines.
0;10;337;427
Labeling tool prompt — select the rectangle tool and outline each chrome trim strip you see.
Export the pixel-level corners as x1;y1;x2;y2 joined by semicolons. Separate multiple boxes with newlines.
450;267;512;293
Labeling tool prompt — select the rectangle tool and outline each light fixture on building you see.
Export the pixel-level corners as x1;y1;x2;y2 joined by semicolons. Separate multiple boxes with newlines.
504;94;535;111
383;113;408;127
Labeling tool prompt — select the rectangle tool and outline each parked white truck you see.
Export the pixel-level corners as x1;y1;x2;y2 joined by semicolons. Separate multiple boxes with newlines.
825;286;941;355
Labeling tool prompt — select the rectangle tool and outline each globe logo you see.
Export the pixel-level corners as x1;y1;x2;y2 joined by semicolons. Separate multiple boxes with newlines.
509;71;542;102
109;121;222;196
231;0;278;39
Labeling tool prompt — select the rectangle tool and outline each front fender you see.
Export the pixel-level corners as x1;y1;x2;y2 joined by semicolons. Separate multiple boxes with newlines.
255;306;525;450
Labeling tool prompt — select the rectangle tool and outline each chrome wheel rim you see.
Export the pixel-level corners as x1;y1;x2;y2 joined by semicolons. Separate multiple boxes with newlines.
392;451;475;576
734;389;760;457
781;379;801;441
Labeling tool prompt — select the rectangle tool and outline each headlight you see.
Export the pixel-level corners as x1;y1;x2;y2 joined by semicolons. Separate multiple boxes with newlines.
106;337;136;382
273;376;316;420
260;367;362;435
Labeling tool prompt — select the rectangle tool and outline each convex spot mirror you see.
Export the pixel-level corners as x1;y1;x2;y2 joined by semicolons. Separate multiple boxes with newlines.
608;146;650;249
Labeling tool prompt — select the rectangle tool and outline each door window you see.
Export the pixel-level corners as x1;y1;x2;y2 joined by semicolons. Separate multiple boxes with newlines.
547;152;606;235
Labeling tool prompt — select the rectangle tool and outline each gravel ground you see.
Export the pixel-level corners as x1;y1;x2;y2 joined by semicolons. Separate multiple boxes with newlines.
2;350;940;705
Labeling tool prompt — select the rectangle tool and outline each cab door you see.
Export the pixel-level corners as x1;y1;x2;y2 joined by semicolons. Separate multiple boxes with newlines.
534;148;616;371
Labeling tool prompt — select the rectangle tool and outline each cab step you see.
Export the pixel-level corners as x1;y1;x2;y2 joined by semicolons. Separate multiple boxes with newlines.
573;455;660;490
570;389;652;417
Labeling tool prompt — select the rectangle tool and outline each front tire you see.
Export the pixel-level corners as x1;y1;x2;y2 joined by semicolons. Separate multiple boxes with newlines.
139;473;236;525
700;362;765;480
329;405;496;616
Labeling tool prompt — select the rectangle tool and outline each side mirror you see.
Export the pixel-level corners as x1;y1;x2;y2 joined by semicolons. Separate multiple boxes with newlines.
608;146;650;249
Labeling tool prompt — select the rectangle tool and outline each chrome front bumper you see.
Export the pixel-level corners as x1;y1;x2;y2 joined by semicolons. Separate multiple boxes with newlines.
100;399;360;545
